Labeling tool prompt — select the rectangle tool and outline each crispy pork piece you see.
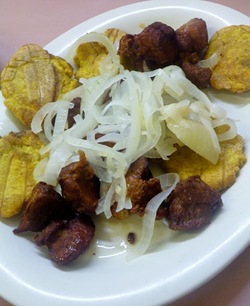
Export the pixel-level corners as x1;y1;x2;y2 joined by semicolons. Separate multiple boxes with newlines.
205;25;250;93
181;59;211;88
118;19;210;87
161;135;246;191
111;157;162;219
0;131;45;218
181;52;211;88
13;182;72;234
0;44;79;127
58;151;100;214
35;214;95;265
125;157;162;217
176;18;208;54
176;18;211;88
118;22;178;71
165;175;223;231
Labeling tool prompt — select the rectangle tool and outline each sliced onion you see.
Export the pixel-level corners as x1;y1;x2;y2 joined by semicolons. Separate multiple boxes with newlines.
65;32;121;76
197;53;219;69
126;173;179;261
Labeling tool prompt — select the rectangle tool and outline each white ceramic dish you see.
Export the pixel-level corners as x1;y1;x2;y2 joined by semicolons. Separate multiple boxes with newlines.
0;1;250;305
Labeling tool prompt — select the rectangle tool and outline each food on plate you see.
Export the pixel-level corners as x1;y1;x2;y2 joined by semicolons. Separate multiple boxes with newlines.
35;214;95;265
165;175;222;230
118;21;178;71
118;18;211;88
14;181;95;265
0;131;45;217
176;18;208;54
161;134;246;191
124;157;162;218
58;151;100;214
0;44;79;127
205;25;250;93
74;28;126;79
13;182;72;233
0;18;248;265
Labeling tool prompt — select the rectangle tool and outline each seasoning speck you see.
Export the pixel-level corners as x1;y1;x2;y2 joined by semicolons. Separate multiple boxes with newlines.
127;232;136;244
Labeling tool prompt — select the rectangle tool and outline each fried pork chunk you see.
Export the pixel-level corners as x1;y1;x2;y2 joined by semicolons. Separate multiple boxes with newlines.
13;182;72;234
58;151;100;214
205;25;250;93
0;131;45;218
176;18;211;88
1;44;79;127
176;18;208;54
14;182;95;265
161;135;246;191
165;176;222;231
126;157;162;216
118;22;178;71
118;19;211;88
111;157;162;219
35;214;95;266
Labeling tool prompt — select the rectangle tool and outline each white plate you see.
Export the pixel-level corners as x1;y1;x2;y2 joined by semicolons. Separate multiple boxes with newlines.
1;1;250;305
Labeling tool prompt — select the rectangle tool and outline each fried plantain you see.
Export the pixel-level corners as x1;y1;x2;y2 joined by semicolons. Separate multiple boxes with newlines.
161;134;246;191
0;131;46;218
74;28;126;79
205;25;250;93
0;44;79;128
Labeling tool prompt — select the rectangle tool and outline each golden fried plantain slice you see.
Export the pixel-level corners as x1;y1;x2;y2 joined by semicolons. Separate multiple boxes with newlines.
205;25;250;93
161;135;246;191
74;28;126;79
1;44;79;128
50;54;79;99
0;131;45;218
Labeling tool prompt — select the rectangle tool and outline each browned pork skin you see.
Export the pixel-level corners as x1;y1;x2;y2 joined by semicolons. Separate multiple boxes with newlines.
165;175;223;231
